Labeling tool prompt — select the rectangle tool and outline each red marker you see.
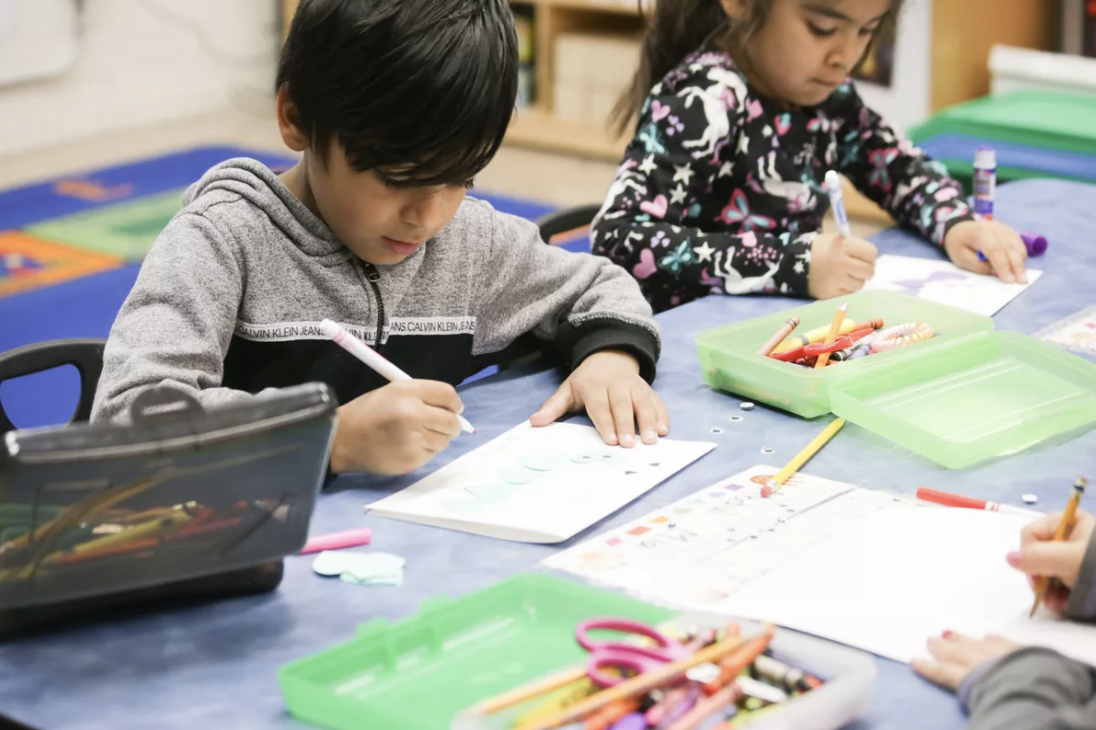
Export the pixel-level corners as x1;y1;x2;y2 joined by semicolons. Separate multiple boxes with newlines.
916;488;1033;515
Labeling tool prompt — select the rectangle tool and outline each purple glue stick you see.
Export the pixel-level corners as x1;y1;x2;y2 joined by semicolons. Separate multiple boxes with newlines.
977;232;1048;262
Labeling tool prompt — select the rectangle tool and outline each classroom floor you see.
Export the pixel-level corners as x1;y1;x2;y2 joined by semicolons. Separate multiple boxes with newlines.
0;106;886;238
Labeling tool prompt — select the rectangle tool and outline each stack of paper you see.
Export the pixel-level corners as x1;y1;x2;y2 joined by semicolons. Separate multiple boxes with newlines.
545;466;1096;666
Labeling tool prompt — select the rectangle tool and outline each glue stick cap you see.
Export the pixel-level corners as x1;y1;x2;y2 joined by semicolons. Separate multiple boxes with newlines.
1021;232;1048;257
974;146;996;169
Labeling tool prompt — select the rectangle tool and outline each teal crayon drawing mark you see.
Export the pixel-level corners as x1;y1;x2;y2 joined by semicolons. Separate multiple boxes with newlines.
500;468;538;485
520;454;567;472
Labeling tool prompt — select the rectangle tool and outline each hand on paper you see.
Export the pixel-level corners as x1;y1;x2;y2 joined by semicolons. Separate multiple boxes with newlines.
529;350;669;447
912;632;1021;691
329;380;464;475
807;233;878;300
944;219;1028;284
1006;510;1096;613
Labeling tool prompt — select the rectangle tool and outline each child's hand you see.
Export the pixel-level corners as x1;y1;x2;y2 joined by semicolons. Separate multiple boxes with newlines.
329;380;464;475
807;234;878;300
530;350;669;447
1007;510;1096;613
912;632;1022;691
944;219;1028;284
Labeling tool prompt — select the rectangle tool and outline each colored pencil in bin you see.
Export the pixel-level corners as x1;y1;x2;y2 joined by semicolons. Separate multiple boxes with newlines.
758;317;800;356
813;303;847;369
513;627;773;730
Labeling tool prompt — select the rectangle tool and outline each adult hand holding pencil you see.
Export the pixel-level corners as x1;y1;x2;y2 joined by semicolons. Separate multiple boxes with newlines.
320;319;474;475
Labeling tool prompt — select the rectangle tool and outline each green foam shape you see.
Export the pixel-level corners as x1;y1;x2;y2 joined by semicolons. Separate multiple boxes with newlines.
27;188;187;261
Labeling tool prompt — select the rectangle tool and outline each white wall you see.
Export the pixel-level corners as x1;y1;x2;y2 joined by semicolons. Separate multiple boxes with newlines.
856;0;932;134
0;0;278;158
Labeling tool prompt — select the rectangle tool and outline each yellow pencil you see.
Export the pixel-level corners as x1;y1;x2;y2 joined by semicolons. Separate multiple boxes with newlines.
813;303;848;369
1030;476;1087;617
763;418;846;497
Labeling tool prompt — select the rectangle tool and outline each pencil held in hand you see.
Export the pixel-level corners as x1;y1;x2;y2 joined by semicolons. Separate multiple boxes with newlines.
1030;477;1086;617
320;319;475;434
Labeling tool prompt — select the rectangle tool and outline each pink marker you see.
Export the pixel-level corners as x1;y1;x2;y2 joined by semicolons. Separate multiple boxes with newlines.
299;527;373;554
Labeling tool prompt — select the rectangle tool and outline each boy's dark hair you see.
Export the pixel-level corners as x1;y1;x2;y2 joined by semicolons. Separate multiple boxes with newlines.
277;0;518;186
613;0;904;135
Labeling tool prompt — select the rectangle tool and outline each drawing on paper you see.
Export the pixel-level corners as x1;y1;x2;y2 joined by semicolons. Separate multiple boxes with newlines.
365;422;715;544
864;255;1042;317
1035;305;1096;356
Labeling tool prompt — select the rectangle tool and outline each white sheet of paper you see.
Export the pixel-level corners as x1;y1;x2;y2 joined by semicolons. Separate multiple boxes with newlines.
366;422;715;543
864;255;1041;317
545;466;1096;664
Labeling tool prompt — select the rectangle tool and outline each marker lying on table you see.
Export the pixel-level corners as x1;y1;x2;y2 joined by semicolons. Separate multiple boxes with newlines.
916;487;1033;515
298;527;373;555
320;319;475;434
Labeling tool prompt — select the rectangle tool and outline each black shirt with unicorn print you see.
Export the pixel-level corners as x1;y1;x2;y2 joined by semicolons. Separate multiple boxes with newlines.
592;44;976;313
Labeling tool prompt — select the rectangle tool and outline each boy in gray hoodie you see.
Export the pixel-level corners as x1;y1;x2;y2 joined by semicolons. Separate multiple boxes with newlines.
91;0;668;476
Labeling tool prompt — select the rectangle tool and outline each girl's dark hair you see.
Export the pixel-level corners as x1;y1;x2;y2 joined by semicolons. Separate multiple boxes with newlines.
277;0;517;186
613;0;903;136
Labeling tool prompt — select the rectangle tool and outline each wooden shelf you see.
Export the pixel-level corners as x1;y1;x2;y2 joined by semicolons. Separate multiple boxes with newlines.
508;108;628;160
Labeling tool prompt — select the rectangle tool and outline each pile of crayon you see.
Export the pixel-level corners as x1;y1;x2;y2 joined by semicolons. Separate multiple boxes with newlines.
470;624;823;730
757;305;934;369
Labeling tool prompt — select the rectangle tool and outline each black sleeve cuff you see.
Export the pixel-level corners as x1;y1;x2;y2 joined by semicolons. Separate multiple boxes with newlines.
563;319;660;384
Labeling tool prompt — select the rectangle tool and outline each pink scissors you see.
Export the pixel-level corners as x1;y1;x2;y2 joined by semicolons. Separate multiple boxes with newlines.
575;617;695;688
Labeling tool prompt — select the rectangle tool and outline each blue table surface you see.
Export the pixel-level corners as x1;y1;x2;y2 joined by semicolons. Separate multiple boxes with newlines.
918;133;1096;179
2;179;1095;730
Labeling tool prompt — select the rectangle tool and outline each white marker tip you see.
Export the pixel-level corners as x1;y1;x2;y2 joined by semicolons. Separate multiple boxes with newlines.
319;319;341;340
825;170;840;189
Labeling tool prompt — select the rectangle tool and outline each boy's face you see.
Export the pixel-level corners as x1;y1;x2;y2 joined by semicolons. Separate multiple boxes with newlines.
307;145;470;266
725;0;890;107
277;90;469;266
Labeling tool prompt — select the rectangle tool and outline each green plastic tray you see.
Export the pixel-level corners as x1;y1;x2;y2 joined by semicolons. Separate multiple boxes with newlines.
829;330;1096;469
278;573;675;730
909;91;1096;156
696;290;995;419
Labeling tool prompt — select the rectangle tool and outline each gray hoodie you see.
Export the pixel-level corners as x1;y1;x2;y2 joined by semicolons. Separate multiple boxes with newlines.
92;158;660;423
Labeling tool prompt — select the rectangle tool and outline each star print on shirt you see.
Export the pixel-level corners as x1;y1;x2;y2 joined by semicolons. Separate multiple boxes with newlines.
718;161;734;178
673;164;694;185
694;241;716;262
639;155;658;175
793;260;805;274
670;185;688;205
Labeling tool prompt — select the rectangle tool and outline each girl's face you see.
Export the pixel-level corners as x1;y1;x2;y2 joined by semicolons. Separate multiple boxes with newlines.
723;0;892;107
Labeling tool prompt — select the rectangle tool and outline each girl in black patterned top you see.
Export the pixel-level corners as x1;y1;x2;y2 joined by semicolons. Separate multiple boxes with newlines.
593;0;1030;313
